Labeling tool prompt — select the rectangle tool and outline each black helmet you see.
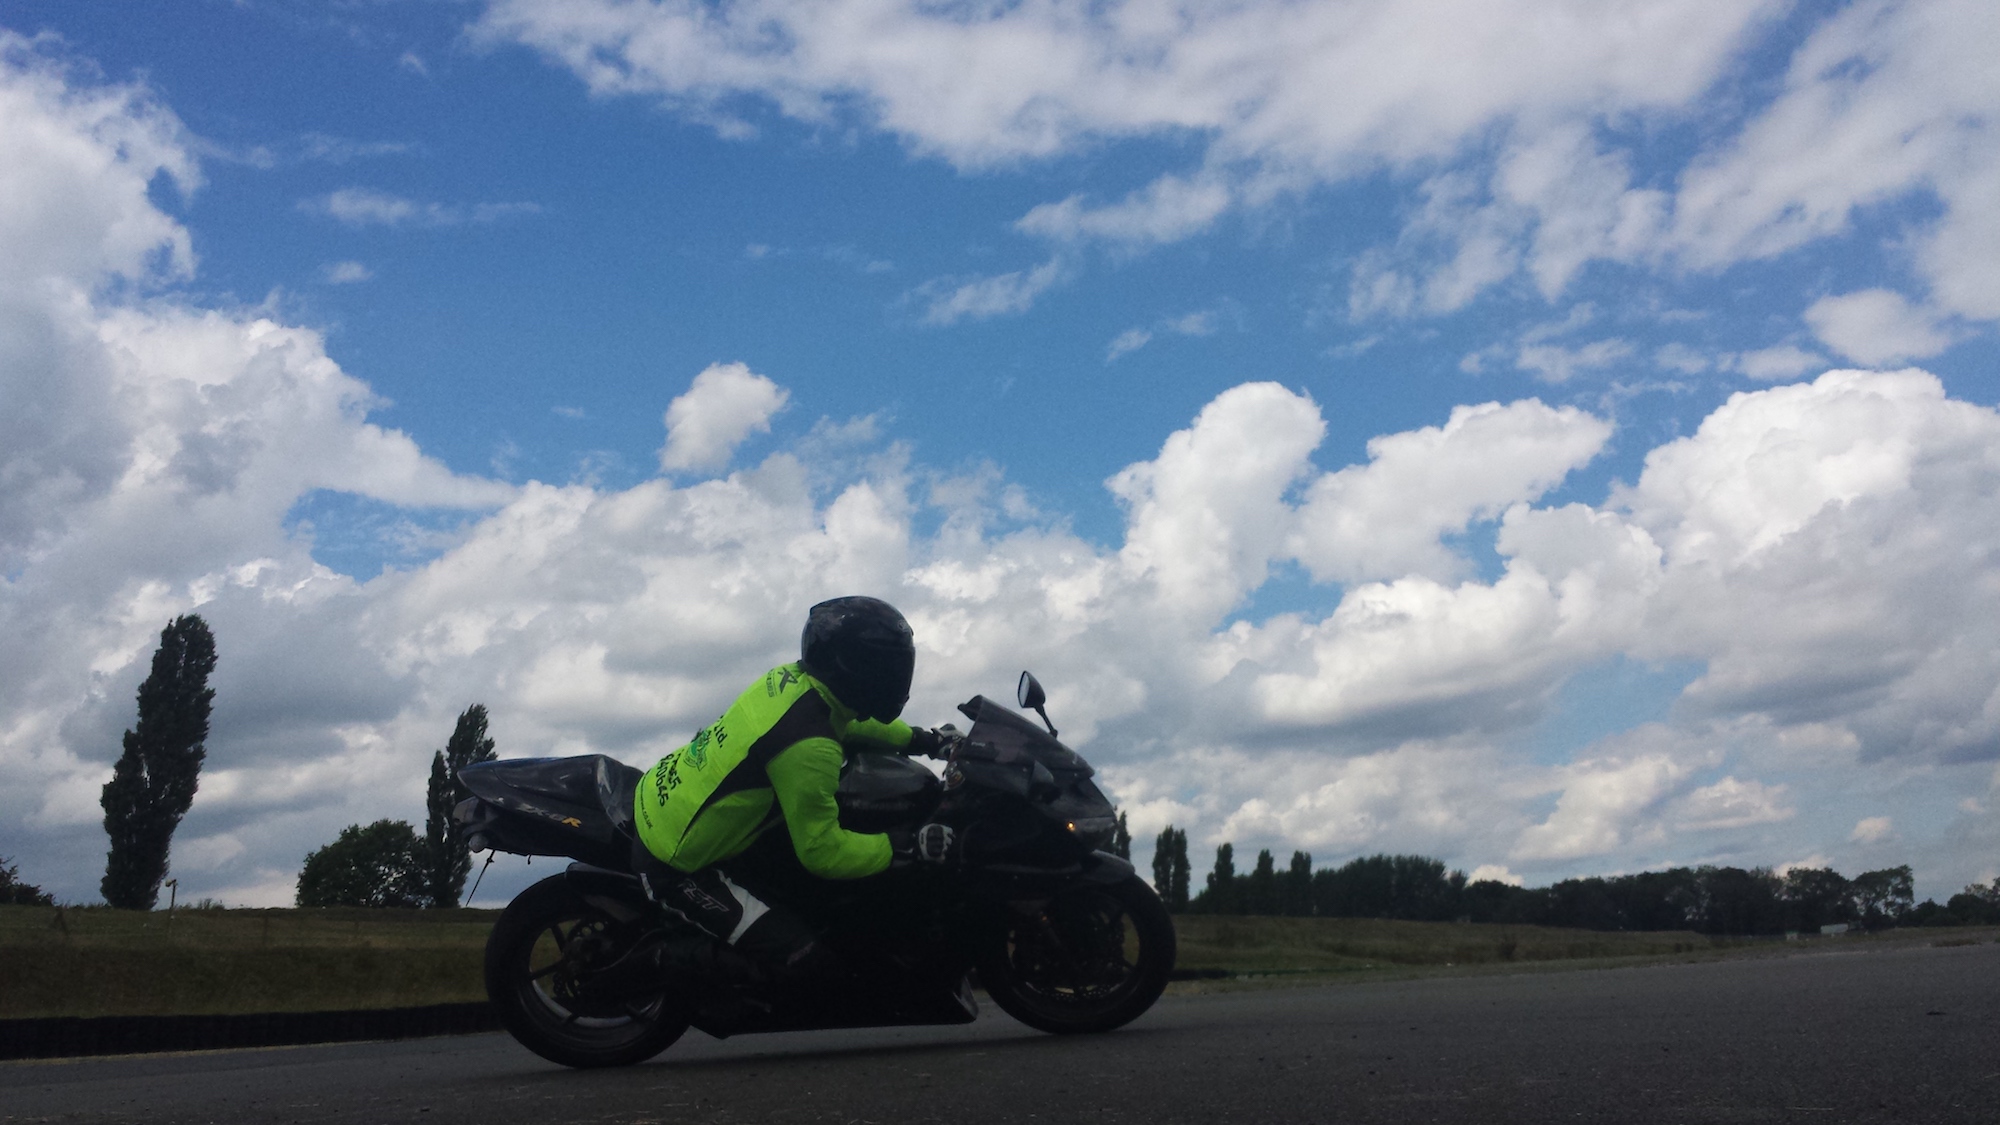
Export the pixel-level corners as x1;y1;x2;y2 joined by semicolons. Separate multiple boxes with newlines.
800;596;915;722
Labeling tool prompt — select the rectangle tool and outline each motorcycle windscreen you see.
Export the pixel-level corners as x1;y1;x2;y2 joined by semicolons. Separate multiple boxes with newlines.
957;695;1093;777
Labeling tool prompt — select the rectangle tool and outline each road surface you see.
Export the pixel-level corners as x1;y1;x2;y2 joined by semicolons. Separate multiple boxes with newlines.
5;939;1995;1124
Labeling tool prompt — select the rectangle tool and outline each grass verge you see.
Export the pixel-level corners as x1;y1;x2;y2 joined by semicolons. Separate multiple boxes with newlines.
1;905;496;1018
1166;916;2000;994
6;905;1992;1018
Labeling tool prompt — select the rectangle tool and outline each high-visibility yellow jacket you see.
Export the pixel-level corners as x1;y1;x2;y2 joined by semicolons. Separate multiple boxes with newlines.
634;662;912;878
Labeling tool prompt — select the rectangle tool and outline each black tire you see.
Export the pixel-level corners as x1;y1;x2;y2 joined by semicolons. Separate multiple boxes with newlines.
484;874;688;1068
977;874;1176;1034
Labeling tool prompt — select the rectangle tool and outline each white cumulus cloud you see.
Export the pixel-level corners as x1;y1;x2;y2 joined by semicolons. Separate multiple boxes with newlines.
1110;382;1326;622
1288;399;1612;585
1672;0;2000;321
1730;345;1825;382
1851;816;1894;844
475;0;2000;348
1513;748;1691;863
658;362;791;473
1805;289;1953;366
1673;776;1794;831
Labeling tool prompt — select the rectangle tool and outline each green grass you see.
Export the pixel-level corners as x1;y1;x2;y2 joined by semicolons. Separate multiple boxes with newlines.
0;905;498;1018
7;904;1985;1019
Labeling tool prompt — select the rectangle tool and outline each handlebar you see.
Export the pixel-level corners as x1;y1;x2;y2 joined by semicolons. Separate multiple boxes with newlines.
908;724;966;760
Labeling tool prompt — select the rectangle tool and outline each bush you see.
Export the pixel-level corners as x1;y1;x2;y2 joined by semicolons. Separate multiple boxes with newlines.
1;857;56;906
1309;854;1465;921
1946;887;2000;926
296;821;430;908
1906;899;1956;926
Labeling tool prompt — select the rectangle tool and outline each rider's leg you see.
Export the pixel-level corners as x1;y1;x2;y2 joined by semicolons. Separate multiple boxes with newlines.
725;886;842;995
623;838;841;999
582;843;764;1001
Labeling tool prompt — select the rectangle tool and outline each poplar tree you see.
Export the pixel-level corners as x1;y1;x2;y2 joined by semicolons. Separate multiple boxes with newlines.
1111;811;1132;860
1200;842;1238;914
1167;827;1190;910
422;704;497;907
1245;848;1278;914
100;615;215;910
1285;850;1314;916
1152;825;1176;900
1151;825;1191;910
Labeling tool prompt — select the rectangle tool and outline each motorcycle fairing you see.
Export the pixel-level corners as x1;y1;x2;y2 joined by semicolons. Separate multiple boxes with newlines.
456;755;642;868
952;695;1118;851
835;752;943;832
691;973;979;1038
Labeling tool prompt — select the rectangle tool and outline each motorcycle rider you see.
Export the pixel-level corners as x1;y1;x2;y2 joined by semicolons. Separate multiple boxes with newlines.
618;595;957;1005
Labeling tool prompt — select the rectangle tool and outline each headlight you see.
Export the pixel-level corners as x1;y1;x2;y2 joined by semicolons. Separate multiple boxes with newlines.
1065;816;1117;848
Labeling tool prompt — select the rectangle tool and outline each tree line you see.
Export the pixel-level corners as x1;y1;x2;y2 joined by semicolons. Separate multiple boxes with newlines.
291;703;498;908
1149;826;2000;934
0;614;501;911
13;613;1996;923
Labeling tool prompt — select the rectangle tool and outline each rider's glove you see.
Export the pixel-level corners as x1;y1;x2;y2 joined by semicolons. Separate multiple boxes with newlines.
889;822;957;866
904;724;965;760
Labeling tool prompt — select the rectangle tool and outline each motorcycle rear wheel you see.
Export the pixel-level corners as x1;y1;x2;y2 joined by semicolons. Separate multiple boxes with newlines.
978;874;1176;1034
484;873;688;1068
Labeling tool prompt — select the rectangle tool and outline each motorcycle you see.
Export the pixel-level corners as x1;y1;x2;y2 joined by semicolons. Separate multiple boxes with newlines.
453;671;1176;1068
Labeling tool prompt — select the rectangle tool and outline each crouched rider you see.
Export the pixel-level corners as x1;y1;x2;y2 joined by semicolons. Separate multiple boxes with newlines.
626;596;957;1002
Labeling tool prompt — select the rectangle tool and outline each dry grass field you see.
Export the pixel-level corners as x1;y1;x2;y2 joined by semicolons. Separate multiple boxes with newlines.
8;903;1975;1019
0;905;497;1018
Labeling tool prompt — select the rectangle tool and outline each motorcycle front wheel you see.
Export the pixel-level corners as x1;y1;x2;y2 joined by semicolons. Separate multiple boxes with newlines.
977;873;1176;1034
484;874;688;1068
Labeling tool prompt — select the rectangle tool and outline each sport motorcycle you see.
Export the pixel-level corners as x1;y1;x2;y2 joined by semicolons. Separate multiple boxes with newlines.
453;671;1176;1068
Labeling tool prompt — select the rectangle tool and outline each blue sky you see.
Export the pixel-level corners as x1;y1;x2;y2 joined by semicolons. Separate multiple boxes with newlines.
29;0;1992;535
3;0;1998;906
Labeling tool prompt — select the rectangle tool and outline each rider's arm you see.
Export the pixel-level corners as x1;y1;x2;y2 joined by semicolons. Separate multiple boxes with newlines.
842;717;913;750
765;737;894;879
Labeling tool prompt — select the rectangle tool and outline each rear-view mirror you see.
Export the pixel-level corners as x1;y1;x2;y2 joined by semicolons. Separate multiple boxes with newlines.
1017;671;1057;737
1017;670;1045;710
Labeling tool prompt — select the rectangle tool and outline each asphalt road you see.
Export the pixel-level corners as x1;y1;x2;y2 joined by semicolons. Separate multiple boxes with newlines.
6;940;1995;1125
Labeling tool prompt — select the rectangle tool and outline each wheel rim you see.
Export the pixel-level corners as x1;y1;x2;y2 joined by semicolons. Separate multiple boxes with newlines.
1002;886;1148;1014
512;912;669;1039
